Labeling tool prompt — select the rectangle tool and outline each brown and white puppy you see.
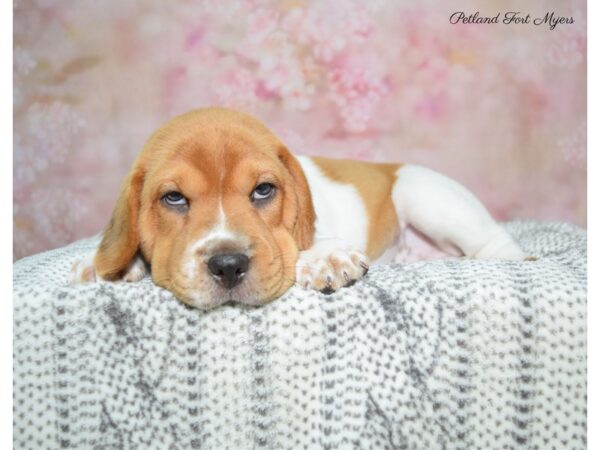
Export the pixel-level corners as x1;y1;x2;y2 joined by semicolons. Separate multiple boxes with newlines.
72;107;526;308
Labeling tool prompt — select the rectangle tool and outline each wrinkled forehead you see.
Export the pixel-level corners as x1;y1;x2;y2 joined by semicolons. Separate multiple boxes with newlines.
142;128;285;195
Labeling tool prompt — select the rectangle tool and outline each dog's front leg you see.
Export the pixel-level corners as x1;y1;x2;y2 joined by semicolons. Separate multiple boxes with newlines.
71;249;148;283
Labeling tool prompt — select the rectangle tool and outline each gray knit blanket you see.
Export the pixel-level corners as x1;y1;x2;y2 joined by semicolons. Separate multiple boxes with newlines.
13;221;587;450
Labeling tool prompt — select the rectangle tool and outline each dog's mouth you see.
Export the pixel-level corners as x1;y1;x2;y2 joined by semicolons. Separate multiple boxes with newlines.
174;275;274;310
165;239;294;309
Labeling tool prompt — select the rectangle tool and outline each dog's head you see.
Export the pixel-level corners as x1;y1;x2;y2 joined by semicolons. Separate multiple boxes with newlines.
94;108;315;308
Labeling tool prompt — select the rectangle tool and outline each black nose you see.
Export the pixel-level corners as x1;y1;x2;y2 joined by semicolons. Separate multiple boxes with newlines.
207;253;249;289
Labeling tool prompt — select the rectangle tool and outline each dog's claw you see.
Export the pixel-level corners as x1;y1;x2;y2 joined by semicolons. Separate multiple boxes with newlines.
360;261;369;275
320;286;335;295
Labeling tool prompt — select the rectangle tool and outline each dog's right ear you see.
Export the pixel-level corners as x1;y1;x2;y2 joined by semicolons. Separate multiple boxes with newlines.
94;168;144;280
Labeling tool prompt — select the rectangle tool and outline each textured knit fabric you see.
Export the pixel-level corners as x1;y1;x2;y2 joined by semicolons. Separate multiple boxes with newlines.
13;221;587;450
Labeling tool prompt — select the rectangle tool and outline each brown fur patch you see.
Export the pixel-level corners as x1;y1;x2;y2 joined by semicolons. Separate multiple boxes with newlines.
311;157;401;260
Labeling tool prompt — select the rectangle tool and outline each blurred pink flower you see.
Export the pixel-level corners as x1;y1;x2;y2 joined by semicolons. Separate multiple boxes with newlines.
293;1;377;62
547;7;586;68
13;0;587;260
15;102;85;189
328;53;390;132
215;68;259;110
558;122;587;170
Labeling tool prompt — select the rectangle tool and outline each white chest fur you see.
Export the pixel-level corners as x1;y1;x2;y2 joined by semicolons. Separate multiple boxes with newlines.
295;156;369;252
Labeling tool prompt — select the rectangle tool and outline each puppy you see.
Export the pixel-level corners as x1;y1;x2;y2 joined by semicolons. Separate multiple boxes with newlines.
72;107;526;308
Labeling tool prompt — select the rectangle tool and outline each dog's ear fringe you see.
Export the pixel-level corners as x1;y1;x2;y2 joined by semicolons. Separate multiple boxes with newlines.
94;168;144;280
278;147;315;250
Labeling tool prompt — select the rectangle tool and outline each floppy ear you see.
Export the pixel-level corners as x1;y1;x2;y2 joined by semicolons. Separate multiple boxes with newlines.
94;168;144;280
278;147;315;250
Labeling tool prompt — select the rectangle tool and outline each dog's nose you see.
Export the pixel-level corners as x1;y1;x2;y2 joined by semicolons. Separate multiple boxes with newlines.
207;253;249;289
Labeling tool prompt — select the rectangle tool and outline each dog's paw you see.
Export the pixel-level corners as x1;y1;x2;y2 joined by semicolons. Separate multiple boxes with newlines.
121;255;149;282
70;252;98;283
70;252;148;284
295;240;369;295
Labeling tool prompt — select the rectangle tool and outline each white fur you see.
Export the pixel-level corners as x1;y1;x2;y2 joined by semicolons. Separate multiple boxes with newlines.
121;254;148;281
294;156;372;292
296;156;369;251
392;165;525;259
183;202;250;281
70;251;98;283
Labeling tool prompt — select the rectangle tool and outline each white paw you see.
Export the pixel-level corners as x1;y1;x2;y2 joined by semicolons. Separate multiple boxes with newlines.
70;252;148;284
121;255;149;282
70;252;98;283
295;240;369;294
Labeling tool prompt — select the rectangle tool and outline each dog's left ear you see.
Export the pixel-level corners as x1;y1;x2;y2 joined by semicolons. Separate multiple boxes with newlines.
94;168;144;280
278;147;315;250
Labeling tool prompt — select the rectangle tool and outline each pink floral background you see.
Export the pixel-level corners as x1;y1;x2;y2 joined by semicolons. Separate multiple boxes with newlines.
13;0;587;260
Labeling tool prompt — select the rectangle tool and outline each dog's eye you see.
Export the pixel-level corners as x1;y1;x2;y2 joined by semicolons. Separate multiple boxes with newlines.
251;183;276;202
162;191;188;207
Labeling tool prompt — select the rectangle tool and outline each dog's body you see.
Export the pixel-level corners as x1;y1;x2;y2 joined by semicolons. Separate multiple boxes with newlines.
72;107;525;308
